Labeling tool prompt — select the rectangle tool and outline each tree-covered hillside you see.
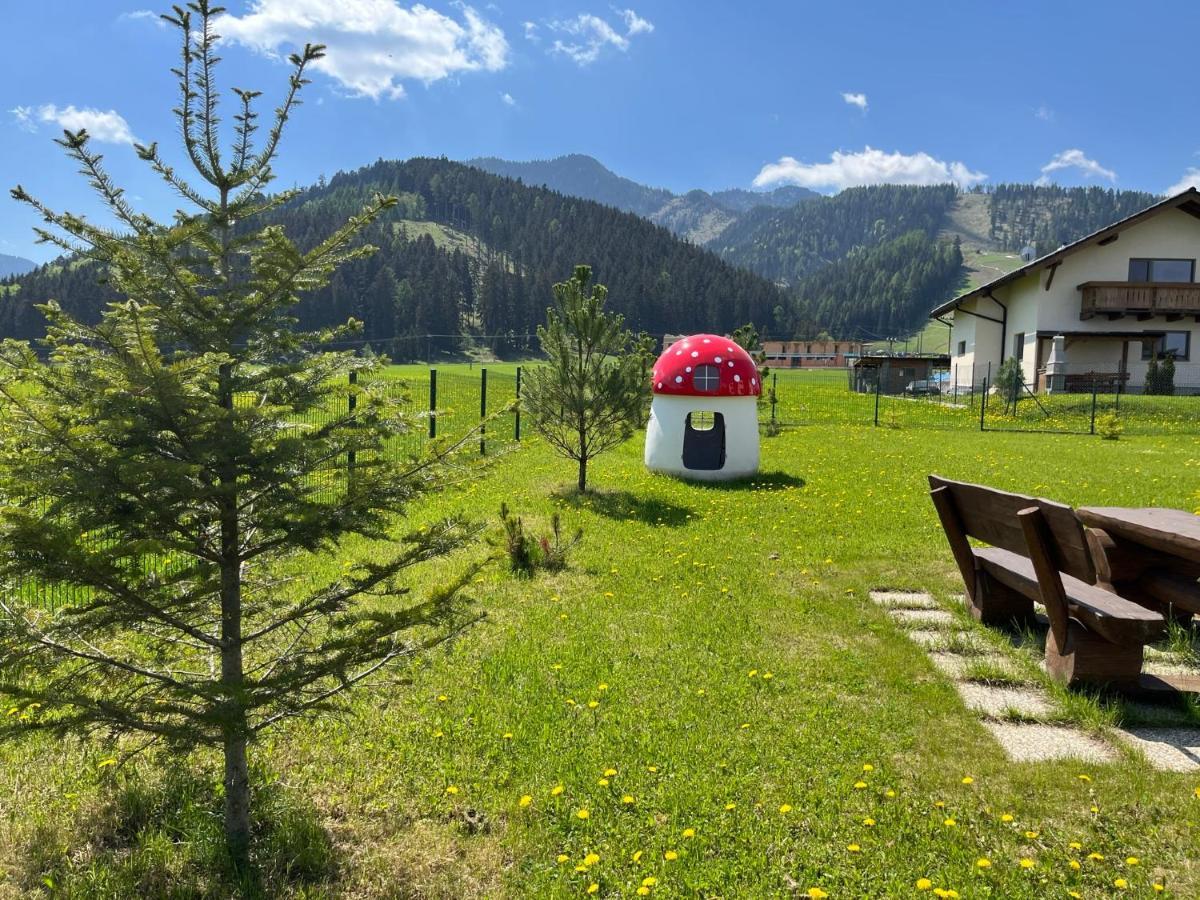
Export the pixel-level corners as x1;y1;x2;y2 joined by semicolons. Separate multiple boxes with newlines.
0;254;35;278
0;158;788;355
468;154;673;217
987;184;1161;256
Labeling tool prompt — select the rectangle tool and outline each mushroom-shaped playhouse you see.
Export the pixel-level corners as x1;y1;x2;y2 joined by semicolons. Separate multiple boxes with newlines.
644;334;761;481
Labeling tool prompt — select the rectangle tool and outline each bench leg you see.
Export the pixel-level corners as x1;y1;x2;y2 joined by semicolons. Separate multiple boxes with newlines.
968;572;1036;626
1045;619;1143;689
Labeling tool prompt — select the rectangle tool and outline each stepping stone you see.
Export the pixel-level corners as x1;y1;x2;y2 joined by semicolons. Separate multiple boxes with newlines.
955;682;1052;718
1116;727;1200;772
869;590;938;609
909;629;984;651
982;722;1114;763
1143;661;1200;679
890;608;955;627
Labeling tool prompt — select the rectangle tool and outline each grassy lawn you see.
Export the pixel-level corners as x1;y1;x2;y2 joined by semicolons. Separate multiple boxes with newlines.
2;420;1200;897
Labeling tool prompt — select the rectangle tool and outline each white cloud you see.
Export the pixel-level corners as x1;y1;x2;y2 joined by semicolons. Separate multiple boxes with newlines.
119;9;167;27
523;20;539;42
215;0;509;100
544;8;653;65
500;91;516;106
1035;148;1117;186
841;92;867;111
1166;168;1200;196
1034;103;1054;122
12;104;137;144
752;146;986;191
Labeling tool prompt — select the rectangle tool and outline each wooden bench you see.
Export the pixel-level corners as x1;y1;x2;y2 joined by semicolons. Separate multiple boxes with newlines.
928;475;1166;687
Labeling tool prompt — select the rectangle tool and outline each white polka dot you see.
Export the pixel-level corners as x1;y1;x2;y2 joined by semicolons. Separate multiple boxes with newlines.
674;375;683;384
690;351;699;358
733;374;742;383
727;361;734;367
702;338;711;344
656;382;663;389
751;378;757;385
727;347;734;353
675;350;683;356
714;356;722;363
685;366;692;373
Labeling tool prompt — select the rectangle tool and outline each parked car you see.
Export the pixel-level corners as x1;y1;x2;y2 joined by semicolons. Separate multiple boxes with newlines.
904;379;941;396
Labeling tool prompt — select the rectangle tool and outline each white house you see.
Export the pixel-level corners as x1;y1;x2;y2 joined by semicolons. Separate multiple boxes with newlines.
931;188;1200;392
645;334;761;480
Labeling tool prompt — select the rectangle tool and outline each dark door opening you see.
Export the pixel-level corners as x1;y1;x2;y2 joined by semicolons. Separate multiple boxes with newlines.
682;411;726;470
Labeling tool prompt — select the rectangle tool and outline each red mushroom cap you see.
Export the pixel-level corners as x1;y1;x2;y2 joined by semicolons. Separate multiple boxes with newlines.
651;334;761;397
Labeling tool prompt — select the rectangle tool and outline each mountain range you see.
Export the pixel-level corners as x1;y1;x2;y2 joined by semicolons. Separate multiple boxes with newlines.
469;154;817;244
0;152;1169;348
0;254;35;279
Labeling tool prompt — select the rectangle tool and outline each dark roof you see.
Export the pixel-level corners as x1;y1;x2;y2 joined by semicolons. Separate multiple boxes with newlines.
929;187;1200;318
852;354;949;367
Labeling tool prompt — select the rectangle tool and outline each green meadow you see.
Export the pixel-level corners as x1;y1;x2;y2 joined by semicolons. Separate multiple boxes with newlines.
2;398;1199;897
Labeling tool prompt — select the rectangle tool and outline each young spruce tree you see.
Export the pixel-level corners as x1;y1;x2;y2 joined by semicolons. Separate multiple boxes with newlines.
0;2;481;868
521;265;651;492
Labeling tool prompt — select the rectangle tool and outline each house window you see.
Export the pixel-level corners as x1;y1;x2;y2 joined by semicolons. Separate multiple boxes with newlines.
693;364;720;392
1012;332;1025;360
1142;331;1191;361
1128;258;1195;283
956;340;966;357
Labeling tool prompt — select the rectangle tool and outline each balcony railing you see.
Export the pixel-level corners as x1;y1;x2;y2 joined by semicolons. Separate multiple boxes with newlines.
1079;281;1200;320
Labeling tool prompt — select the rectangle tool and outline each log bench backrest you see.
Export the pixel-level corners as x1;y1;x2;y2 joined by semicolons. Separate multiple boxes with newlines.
928;475;1096;584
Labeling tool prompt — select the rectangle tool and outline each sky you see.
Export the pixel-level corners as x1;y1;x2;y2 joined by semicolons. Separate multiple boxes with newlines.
3;0;1200;263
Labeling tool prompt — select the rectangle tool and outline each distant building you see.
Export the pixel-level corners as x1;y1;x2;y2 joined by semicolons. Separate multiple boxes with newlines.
1019;243;1038;262
850;354;950;394
761;339;865;368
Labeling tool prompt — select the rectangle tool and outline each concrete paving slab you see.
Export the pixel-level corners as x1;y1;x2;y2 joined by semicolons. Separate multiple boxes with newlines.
1116;727;1200;772
869;590;939;609
889;608;956;627
982;722;1114;763
956;682;1053;718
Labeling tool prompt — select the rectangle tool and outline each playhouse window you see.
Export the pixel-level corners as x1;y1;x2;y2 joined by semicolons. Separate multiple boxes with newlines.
693;364;720;392
688;410;717;431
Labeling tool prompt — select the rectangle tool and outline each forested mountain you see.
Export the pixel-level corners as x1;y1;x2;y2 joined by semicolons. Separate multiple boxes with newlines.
709;184;959;286
987;184;1161;257
0;254;35;278
468;154;818;243
0;158;789;357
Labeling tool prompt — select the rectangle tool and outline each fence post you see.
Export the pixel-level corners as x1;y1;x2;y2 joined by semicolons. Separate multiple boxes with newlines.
515;365;522;441
479;367;488;456
953;364;958;404
770;372;778;425
347;370;357;479
979;377;988;431
428;368;437;439
1090;376;1098;435
873;373;881;426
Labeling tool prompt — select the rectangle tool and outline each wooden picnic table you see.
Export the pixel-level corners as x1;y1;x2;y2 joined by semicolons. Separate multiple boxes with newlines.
1076;506;1200;618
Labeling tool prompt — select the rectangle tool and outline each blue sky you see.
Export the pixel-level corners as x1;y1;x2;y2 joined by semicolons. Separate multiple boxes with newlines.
3;0;1199;263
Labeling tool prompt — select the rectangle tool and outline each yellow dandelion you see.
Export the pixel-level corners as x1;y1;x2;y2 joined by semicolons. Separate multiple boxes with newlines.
1000;813;1013;822
583;853;600;866
637;888;650;897
557;853;569;863
807;890;829;900
519;795;532;808
598;778;609;787
943;818;957;827
603;768;617;777
551;785;564;796
641;877;657;887
762;672;774;680
934;801;945;809
1126;856;1139;865
739;722;750;730
862;763;874;772
1154;883;1165;892
1025;830;1039;839
725;802;736;810
847;843;861;853
862;817;876;827
1069;841;1082;850
97;758;117;769
779;803;793;814
976;858;991;868
1069;860;1081;871
622;795;635;805
1019;858;1035;869
503;732;513;740
647;765;658;773
916;878;932;891
961;776;974;785
885;789;896;798
587;700;599;709
664;850;678;861
576;808;590;820
1088;852;1105;861
1077;773;1092;782
445;785;459;795
598;683;609;691
682;828;696;838
632;850;643;863
748;669;758;677
587;883;599;894
436;694;448;702
1114;878;1128;889
854;780;868;789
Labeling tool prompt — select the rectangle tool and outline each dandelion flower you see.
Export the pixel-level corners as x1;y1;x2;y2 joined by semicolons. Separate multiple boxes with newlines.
885;789;896;798
587;883;599;894
437;694;448;702
862;763;874;772
961;776;974;785
1000;813;1014;822
976;858;991;868
641;877;657;887
862;817;875;827
583;853;600;866
1069;842;1082;850
1114;878;1128;889
622;795;635;805
1088;852;1105;861
637;888;650;896
552;785;564;796
588;700;599;709
847;843;861;853
779;804;793;814
445;785;459;795
598;778;609;787
1077;774;1092;782
519;795;532;807
1154;883;1166;892
1019;858;1035;869
854;781;867;789
1024;830;1039;839
1069;860;1081;871
647;766;658;773
576;808;590;820
664;850;678;861
763;672;774;680
725;802;736;811
598;683;609;691
557;853;569;863
682;828;696;838
916;878;932;891
1126;856;1139;865
943;818;957;827
632;850;643;863
807;890;829;900
503;732;513;740
748;669;758;678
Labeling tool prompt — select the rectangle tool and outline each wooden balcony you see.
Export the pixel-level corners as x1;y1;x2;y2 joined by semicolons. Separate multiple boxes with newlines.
1079;281;1200;320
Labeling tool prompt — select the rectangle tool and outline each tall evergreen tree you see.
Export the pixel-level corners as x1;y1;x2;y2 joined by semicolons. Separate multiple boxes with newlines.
522;266;651;491
0;2;481;868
